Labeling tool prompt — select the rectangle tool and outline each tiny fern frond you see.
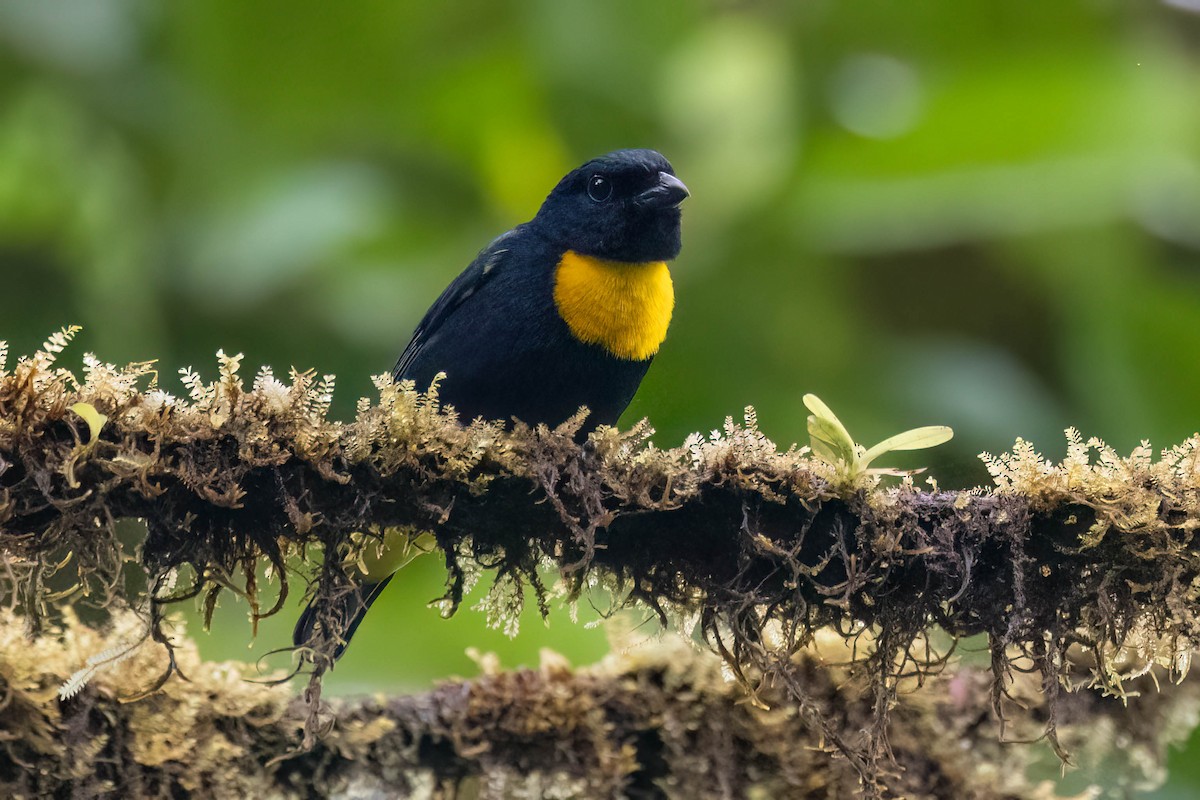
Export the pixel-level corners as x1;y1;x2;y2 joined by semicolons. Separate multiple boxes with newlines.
179;367;208;404
32;324;82;372
40;325;81;361
58;638;144;701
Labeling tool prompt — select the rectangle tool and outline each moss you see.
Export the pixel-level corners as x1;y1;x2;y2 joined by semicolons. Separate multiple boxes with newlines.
4;330;1200;793
5;612;1193;798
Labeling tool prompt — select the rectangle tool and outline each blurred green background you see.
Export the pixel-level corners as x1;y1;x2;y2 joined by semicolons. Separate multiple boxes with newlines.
3;0;1200;795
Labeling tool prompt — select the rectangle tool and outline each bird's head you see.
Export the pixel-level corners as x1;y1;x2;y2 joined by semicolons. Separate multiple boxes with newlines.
533;149;687;263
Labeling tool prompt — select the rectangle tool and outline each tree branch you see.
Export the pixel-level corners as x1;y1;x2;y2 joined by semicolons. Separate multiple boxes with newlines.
3;611;1194;799
3;333;1200;794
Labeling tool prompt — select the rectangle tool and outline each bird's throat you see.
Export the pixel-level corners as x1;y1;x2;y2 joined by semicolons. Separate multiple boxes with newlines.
553;250;674;361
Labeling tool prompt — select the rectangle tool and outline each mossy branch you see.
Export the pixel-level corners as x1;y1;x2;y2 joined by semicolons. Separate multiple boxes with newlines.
3;331;1200;795
3;611;1195;799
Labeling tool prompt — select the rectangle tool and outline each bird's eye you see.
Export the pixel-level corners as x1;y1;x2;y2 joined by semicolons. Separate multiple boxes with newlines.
586;174;613;203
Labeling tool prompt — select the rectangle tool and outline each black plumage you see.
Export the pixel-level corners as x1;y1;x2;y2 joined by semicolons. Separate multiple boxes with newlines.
395;148;685;429
294;149;687;661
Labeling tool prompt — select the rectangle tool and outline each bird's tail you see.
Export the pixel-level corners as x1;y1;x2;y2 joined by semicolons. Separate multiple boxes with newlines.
292;574;394;662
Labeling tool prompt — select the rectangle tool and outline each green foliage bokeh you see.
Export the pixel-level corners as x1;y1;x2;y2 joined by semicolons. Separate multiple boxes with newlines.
2;2;1199;794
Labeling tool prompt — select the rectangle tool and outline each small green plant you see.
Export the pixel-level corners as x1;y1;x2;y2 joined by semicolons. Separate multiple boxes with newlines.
70;402;108;447
804;393;953;489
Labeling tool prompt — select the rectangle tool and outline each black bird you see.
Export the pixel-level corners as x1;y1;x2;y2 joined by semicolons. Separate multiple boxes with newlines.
294;148;688;660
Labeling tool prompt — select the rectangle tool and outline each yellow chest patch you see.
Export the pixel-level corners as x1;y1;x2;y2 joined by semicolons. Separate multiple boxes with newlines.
553;250;674;361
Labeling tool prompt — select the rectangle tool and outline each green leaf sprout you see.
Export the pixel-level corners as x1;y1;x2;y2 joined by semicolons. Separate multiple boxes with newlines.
804;393;953;488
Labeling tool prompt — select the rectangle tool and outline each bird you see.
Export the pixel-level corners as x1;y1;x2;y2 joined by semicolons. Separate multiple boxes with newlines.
293;148;688;661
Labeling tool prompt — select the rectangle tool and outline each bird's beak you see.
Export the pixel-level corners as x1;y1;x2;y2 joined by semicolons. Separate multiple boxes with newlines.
635;172;689;210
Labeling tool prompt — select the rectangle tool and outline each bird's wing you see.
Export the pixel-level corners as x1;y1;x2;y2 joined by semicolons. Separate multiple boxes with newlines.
393;230;517;379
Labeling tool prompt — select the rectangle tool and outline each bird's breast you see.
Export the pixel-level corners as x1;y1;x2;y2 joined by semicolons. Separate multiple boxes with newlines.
551;250;674;361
